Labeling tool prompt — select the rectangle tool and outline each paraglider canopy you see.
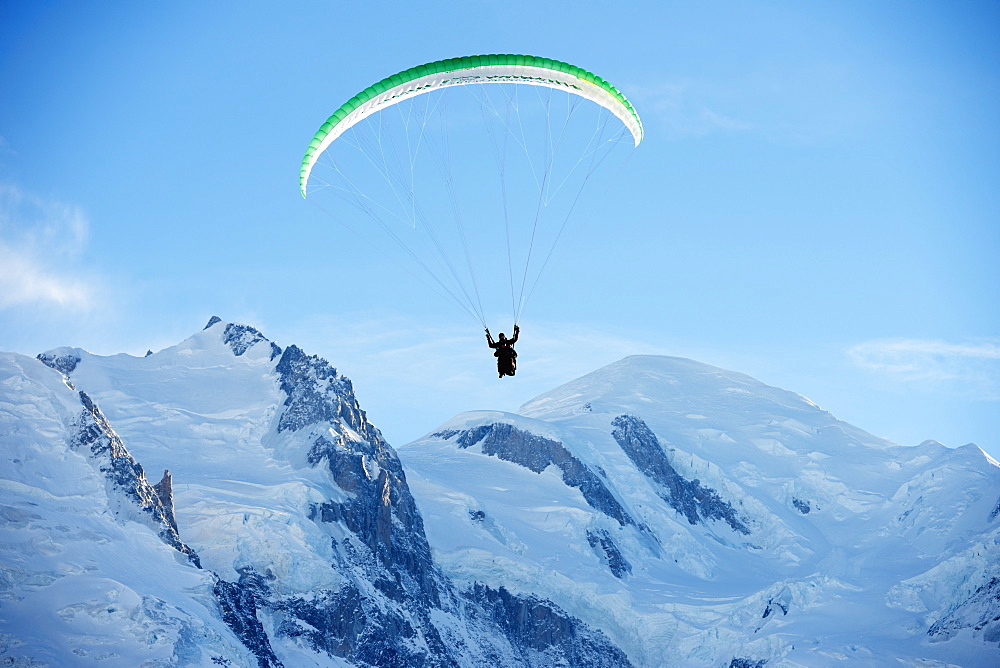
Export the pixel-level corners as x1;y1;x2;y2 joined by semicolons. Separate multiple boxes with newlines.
299;54;642;330
300;54;643;198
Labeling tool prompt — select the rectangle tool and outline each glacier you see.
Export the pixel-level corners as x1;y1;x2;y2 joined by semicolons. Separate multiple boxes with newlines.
1;319;998;667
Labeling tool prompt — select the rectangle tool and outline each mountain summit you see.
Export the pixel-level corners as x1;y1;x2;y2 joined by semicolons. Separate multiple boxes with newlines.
2;321;998;666
399;354;1000;666
2;319;627;667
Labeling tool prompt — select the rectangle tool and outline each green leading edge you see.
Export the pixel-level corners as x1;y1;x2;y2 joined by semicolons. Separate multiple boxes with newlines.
300;54;643;197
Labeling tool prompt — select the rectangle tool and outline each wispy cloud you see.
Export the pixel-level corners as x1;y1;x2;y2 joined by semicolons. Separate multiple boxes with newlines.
0;244;94;309
848;338;1000;399
0;183;98;311
625;60;876;146
625;79;753;140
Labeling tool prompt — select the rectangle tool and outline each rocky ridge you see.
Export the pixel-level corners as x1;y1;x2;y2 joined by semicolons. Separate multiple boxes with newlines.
6;318;630;667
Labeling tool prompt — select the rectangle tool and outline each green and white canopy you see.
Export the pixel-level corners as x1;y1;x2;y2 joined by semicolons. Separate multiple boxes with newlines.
300;54;643;197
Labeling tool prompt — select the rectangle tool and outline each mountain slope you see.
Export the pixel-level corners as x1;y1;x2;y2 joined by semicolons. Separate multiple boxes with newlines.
3;329;997;666
0;352;243;666
398;355;1000;666
2;319;627;667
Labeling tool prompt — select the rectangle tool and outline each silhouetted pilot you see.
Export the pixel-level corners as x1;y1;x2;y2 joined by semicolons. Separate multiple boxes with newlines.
486;325;519;378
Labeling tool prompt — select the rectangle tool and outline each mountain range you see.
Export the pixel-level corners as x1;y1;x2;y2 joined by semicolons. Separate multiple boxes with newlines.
1;318;997;666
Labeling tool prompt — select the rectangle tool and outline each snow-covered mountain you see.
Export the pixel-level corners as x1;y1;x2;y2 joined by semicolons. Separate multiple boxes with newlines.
2;319;626;667
399;356;1000;666
1;320;997;666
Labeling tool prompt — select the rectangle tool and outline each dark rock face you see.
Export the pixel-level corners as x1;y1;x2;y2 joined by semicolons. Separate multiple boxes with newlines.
36;351;81;375
276;343;438;601
277;581;456;668
72;392;200;567
611;415;750;536
153;470;178;533
276;585;366;660
273;347;450;662
312;447;440;606
469;584;633;667
928;576;1000;644
223;323;282;360
762;593;789;619
792;498;811;515
587;529;632;578
990;497;1000;522
444;423;635;528
275;345;376;436
729;659;767;668
257;349;632;666
214;578;282;668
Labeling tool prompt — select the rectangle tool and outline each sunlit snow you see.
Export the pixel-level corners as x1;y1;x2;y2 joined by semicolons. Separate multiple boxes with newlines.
2;329;998;666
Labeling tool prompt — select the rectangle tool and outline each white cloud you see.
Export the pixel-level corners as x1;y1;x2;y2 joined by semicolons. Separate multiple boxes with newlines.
0;183;98;311
0;244;94;309
848;338;1000;399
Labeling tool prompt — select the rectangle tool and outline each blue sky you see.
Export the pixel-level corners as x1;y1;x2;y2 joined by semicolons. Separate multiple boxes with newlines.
2;1;998;458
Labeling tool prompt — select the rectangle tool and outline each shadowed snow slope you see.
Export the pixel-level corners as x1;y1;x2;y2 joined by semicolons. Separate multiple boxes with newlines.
397;355;1000;667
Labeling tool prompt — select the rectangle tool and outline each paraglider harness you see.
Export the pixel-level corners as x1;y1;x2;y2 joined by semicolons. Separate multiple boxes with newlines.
486;325;519;378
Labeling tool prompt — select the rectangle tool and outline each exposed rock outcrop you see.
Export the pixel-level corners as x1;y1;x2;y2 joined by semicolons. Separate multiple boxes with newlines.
153;469;178;533
928;576;1000;645
587;529;632;578
222;322;282;360
72;391;200;567
611;415;750;535
214;576;282;668
441;423;636;528
257;341;630;666
37;350;81;375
